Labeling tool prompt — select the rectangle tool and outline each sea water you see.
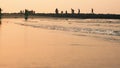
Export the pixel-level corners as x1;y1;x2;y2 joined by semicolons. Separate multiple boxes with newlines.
14;18;120;42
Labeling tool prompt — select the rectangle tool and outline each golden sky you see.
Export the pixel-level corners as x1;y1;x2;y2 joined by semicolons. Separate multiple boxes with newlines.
0;0;120;14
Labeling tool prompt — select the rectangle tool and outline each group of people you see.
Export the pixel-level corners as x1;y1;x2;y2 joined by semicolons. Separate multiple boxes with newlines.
55;8;94;14
0;8;29;20
55;8;81;15
0;8;94;20
0;8;31;20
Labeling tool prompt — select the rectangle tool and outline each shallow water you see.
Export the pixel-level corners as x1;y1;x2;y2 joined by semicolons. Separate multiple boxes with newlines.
0;18;120;68
14;18;120;41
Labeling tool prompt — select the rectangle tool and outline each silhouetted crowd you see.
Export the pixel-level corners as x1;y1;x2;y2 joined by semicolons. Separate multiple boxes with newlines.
55;8;94;15
0;8;94;20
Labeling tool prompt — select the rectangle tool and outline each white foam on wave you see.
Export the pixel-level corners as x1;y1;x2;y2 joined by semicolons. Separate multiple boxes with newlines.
15;22;120;36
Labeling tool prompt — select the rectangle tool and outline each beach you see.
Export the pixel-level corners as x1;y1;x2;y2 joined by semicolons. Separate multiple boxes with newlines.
0;18;120;68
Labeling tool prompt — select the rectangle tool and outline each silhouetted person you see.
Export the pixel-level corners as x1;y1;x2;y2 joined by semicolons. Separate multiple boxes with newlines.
78;9;80;14
24;9;29;20
55;8;59;14
0;8;2;19
61;11;63;14
91;8;94;14
71;8;74;14
65;10;68;14
20;10;24;14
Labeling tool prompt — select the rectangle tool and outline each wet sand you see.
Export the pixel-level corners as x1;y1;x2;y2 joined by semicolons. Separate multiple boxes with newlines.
0;19;120;68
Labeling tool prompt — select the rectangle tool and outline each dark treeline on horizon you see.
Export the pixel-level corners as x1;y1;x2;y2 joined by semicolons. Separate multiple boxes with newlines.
0;8;120;19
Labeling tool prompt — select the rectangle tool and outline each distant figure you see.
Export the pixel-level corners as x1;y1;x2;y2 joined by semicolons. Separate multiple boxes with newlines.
24;9;29;20
20;10;24;14
65;10;68;14
78;9;80;14
71;8;74;14
55;8;59;14
0;8;2;19
91;8;94;14
61;11;63;14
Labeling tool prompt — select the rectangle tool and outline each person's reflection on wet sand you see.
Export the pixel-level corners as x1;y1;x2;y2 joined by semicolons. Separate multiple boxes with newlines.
0;20;1;25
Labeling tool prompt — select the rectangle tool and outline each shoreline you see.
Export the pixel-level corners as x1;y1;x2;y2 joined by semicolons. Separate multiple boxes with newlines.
0;19;120;68
1;13;120;19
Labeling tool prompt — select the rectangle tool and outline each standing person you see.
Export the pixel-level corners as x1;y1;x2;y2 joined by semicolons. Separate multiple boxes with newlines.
55;8;59;14
24;9;29;20
71;8;74;14
61;11;63;14
78;9;80;14
65;10;68;14
0;8;2;19
91;8;94;14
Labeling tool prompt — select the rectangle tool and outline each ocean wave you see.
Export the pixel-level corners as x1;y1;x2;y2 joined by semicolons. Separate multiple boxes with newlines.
15;22;120;36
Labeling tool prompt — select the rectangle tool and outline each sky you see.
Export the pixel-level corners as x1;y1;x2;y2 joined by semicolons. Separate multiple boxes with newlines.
0;0;120;14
